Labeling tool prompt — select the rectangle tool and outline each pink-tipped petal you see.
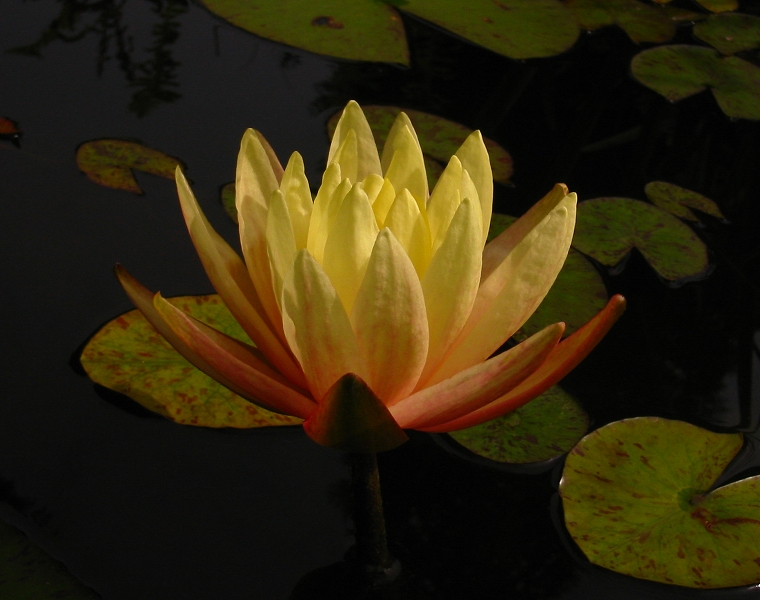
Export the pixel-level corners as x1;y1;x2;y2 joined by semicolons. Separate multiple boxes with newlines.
391;322;564;429
303;373;408;453
423;295;627;432
153;293;316;419
174;168;307;389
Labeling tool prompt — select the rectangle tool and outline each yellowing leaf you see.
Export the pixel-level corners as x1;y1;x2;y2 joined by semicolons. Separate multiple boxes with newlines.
80;294;302;428
76;139;183;194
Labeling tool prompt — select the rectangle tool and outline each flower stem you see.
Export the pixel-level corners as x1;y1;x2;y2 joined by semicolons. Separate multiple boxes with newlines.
350;451;393;574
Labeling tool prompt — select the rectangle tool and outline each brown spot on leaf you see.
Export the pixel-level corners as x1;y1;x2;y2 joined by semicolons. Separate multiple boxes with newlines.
312;16;344;29
483;17;493;23
493;0;510;9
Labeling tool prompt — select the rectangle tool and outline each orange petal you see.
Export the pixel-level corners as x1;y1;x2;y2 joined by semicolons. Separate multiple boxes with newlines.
390;323;564;429
422;295;626;432
303;373;408;453
153;293;316;419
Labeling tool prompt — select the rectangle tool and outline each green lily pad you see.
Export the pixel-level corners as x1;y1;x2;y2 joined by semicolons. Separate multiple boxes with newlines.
400;0;579;59
572;197;709;281
644;181;725;222
631;45;760;120
448;385;589;464
565;0;675;43
660;5;707;23
220;181;237;223
328;105;514;185
80;294;302;428
694;13;760;55
199;0;409;65
76;139;183;195
696;0;738;13
488;213;608;335
0;520;101;599
560;417;760;589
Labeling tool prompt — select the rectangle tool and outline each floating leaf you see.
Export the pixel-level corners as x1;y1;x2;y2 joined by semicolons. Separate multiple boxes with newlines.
572;197;709;281
448;385;588;464
644;181;725;222
76;139;184;194
631;45;760;120
560;417;760;589
220;181;237;223
694;13;760;55
488;213;608;335
0;520;101;599
328;105;513;185
199;0;409;64
401;0;579;59
696;0;738;13
81;294;302;428
660;5;708;23
565;0;675;43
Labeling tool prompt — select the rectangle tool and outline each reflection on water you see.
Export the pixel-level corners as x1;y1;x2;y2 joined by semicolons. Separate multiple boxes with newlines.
10;0;188;116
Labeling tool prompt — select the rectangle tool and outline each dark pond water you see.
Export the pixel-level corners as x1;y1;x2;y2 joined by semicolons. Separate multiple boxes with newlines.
1;1;759;599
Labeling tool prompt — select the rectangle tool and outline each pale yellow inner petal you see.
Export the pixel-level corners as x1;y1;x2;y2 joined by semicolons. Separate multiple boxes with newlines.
371;178;396;229
307;163;341;260
383;124;428;205
266;190;297;311
455;130;493;245
330;129;358;185
279;152;313;250
327;100;382;182
427;156;463;254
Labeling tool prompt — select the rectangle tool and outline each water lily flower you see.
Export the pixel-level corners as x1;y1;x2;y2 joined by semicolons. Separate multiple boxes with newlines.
117;101;625;453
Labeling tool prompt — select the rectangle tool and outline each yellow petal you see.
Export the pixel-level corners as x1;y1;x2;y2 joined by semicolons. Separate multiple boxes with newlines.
330;129;358;185
417;198;482;387
174;168;307;389
391;323;564;429
328;100;382;182
382;119;428;204
371;177;396;229
307;163;341;262
429;185;577;385
279;152;313;250
350;229;429;405
265;190;297;311
426;156;463;254
281;250;368;401
384;189;431;278
381;111;422;174
455;130;493;245
362;173;385;203
235;130;284;338
322;183;379;315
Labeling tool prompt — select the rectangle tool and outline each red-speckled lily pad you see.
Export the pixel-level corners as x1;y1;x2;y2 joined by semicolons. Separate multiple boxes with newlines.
448;385;588;464
199;0;409;64
565;0;675;43
80;294;302;428
560;417;760;589
644;181;725;222
76;139;183;194
631;45;760;120
572;197;709;282
489;213;608;336
694;13;760;55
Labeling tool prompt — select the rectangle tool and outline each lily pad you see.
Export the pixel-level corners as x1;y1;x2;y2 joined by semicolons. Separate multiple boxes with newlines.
631;45;760;120
694;13;760;55
76;139;184;194
696;0;738;13
80;294;302;428
565;0;675;43
401;0;580;59
448;385;589;464
572;197;709;281
199;0;409;64
0;520;101;599
327;105;514;185
644;181;725;222
488;213;608;335
660;5;707;23
220;181;237;223
560;416;760;589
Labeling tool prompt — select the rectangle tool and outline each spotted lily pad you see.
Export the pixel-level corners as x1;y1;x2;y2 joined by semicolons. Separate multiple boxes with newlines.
199;0;409;64
631;45;760;120
80;294;302;428
572;197;709;282
401;0;579;59
565;0;675;43
694;13;760;55
488;213;608;336
560;417;760;589
0;520;100;599
644;181;725;222
76;139;183;194
328;105;513;185
448;385;588;464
